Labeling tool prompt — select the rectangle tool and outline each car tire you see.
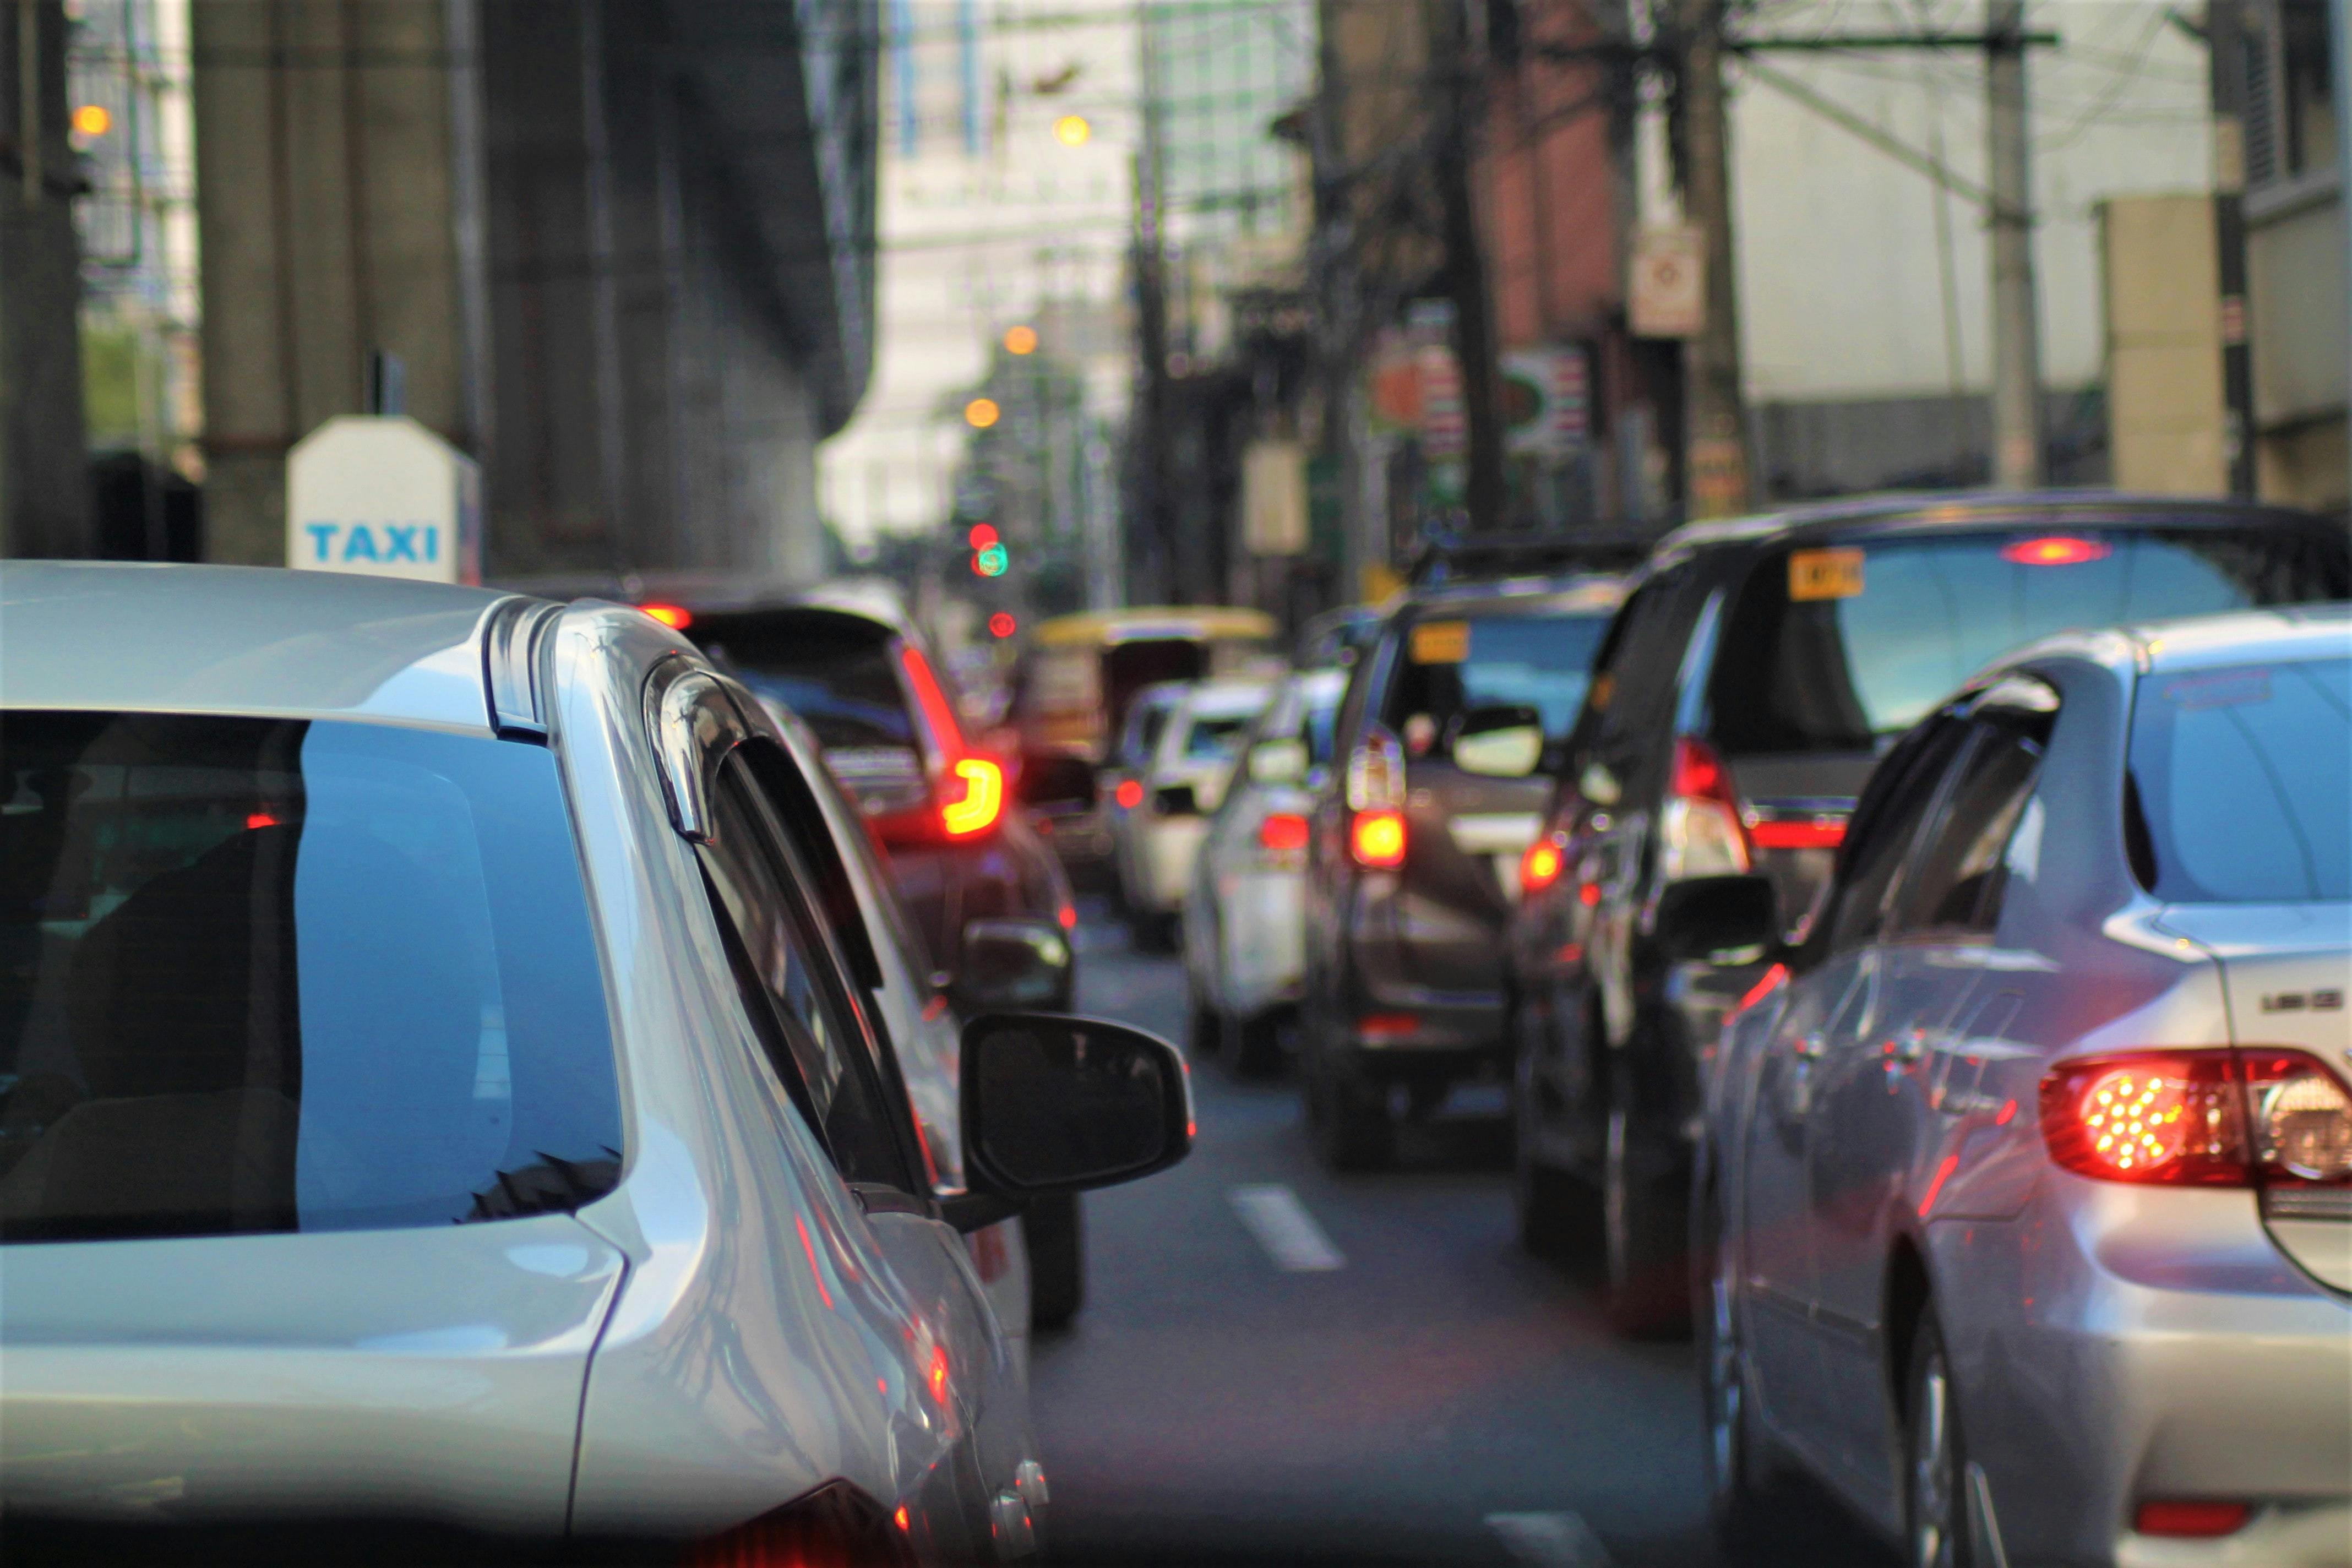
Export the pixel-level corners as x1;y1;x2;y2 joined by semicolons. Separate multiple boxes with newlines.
1694;1178;1801;1544
1904;1306;1976;1568
1025;1191;1086;1332
1603;1099;1691;1338
1228;1006;1285;1078
1306;1047;1392;1172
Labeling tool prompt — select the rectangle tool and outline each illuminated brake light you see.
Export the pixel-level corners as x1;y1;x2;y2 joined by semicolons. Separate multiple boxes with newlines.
1747;818;1845;851
1351;809;1406;868
941;758;1004;837
1727;962;1790;1026
1662;736;1749;879
639;602;693;630
1259;812;1310;853
1359;1012;1419;1041
1115;778;1144;810
2043;1048;2352;1188
1520;837;1564;892
2001;535;2111;567
246;812;281;830
2135;1500;2251;1538
1057;902;1078;930
899;645;967;759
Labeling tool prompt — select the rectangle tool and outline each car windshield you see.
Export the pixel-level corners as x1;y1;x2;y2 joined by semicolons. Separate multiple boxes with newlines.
1707;527;2346;755
0;713;621;1244
1382;612;1612;743
2127;654;2352;903
1183;711;1259;760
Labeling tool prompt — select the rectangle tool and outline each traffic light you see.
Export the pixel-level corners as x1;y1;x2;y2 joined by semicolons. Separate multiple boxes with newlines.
972;543;1008;578
989;612;1017;639
968;523;999;551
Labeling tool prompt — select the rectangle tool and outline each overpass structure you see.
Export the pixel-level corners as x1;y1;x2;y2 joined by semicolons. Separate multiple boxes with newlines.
195;0;877;579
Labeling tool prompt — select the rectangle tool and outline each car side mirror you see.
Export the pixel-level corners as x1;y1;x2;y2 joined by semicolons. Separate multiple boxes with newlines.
1248;737;1309;785
1451;704;1545;778
1653;874;1778;963
959;1014;1193;1197
954;917;1074;1012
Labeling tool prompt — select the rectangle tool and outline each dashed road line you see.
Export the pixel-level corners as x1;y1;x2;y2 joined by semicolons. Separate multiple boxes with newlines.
1227;1184;1346;1271
1485;1511;1615;1568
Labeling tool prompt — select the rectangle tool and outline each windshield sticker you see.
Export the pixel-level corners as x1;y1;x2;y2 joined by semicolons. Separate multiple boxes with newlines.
1410;620;1472;663
2162;669;2272;710
1788;548;1865;601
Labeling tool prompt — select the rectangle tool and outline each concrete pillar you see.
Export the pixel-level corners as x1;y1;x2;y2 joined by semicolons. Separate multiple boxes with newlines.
0;0;91;558
193;0;488;565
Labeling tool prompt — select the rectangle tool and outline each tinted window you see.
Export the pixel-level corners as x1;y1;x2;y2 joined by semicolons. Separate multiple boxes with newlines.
701;613;914;754
1887;721;2046;938
0;714;620;1243
1381;613;1612;749
1183;712;1260;761
1708;527;2346;756
1583;569;1696;773
699;756;910;1189
2128;655;2351;903
1821;718;1970;954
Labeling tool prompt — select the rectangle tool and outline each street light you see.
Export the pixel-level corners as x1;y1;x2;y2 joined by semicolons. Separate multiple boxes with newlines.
1003;324;1039;356
964;397;1000;429
1052;115;1090;148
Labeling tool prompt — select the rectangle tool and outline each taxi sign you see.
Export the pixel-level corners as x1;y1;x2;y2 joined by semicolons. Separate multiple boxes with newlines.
1410;620;1471;663
1788;548;1865;602
287;416;481;584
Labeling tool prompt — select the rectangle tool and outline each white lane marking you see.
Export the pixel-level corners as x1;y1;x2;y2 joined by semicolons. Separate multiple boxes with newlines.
1485;1512;1615;1568
1228;1184;1346;1271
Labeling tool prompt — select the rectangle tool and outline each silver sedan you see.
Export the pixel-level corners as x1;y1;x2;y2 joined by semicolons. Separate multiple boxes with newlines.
0;563;1189;1560
1687;606;2351;1566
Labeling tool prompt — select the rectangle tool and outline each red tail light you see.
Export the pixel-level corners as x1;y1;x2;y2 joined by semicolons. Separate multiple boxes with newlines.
2002;534;2111;567
1662;736;1750;879
1114;778;1144;810
1259;812;1310;853
1351;809;1406;868
685;1481;917;1568
1746;817;1845;851
2135;1499;2251;1538
2039;1048;2352;1188
1520;837;1564;892
941;757;1003;837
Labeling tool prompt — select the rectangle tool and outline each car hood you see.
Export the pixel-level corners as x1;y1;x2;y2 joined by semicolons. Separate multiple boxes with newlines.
0;1215;625;1535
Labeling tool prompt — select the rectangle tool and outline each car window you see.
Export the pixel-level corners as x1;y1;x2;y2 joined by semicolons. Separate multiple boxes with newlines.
0;712;622;1243
1706;527;2346;757
1886;716;2050;940
1586;568;1696;774
1819;715;1972;956
1121;695;1174;767
698;753;912;1191
1380;612;1610;758
1183;712;1257;760
2127;654;2352;903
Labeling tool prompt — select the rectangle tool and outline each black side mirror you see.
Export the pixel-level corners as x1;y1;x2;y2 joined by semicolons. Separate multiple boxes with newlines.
1021;753;1097;812
1449;703;1545;778
954;917;1074;1012
1152;783;1198;816
1653;874;1778;963
959;1014;1193;1198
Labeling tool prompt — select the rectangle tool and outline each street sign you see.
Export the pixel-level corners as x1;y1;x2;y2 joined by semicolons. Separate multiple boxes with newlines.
1629;226;1706;340
287;416;480;584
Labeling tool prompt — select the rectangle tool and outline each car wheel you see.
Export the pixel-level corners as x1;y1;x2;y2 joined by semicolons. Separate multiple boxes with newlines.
1025;1191;1086;1332
1306;1046;1392;1172
1694;1179;1798;1542
1905;1307;1974;1568
1512;1050;1589;1257
1228;1006;1285;1078
1603;1100;1690;1337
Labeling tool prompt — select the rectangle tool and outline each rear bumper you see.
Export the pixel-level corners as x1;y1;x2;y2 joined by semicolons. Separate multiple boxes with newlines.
1331;989;1508;1076
1934;1183;2352;1566
1215;869;1306;1019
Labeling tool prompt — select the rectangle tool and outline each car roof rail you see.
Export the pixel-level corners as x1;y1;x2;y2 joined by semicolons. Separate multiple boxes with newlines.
1406;529;1654;587
481;595;565;739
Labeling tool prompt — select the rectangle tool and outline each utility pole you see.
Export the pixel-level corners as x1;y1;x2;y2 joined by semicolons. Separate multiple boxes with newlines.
1986;0;2044;488
1675;0;1752;517
1430;0;1507;531
1131;107;1172;601
0;0;89;557
2205;0;2257;498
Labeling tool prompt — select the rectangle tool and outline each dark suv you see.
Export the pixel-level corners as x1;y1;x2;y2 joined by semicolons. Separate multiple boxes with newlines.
1302;560;1625;1169
497;574;1091;1327
1505;492;2350;1332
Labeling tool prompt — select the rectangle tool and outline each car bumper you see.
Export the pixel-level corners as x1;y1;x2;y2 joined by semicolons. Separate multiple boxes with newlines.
1130;818;1207;913
1332;987;1508;1072
1214;868;1306;1018
1934;1182;2352;1566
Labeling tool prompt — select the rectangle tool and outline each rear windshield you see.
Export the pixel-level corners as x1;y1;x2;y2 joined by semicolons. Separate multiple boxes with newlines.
1707;527;2348;756
0;714;621;1243
2128;655;2351;903
1381;612;1611;744
1183;713;1259;760
695;612;916;754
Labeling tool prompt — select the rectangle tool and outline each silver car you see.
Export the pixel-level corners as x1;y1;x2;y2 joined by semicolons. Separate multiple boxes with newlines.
1688;606;2351;1566
1109;677;1275;950
1183;668;1347;1073
0;563;1189;1559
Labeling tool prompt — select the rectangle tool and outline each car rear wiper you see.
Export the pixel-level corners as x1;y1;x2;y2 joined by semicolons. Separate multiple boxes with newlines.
458;1148;621;1223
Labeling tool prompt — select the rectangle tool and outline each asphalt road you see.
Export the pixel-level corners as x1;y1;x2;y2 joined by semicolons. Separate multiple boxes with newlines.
1028;912;1894;1568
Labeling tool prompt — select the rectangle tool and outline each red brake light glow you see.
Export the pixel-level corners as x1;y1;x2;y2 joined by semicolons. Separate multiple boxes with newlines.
1057;902;1078;930
1359;1012;1419;1041
2001;534;2111;567
2135;1500;2251;1538
2040;1048;2352;1188
1747;818;1847;851
1115;778;1144;810
899;645;967;759
940;757;1004;837
1351;809;1407;868
1259;812;1311;853
246;812;281;830
1520;838;1564;892
1670;735;1730;803
639;602;693;630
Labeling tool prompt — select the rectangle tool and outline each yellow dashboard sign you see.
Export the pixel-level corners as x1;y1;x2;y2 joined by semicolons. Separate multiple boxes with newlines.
1410;620;1471;663
1788;548;1865;602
